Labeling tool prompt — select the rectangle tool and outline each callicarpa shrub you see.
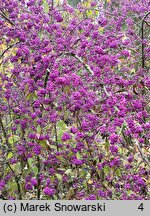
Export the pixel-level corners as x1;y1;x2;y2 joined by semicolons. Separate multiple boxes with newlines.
0;0;150;200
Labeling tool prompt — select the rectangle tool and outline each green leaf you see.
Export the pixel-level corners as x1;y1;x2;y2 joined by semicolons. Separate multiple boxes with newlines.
12;162;21;174
68;0;80;7
116;168;121;177
55;173;62;181
28;158;35;167
28;158;38;175
65;169;72;175
7;152;13;159
56;120;67;142
76;152;82;159
50;145;57;150
86;172;91;180
37;125;42;134
83;181;88;190
26;92;37;101
32;166;38;175
39;140;47;148
77;69;82;75
7;180;16;193
8;135;19;144
53;195;58;199
127;190;133;195
103;180;108;187
57;120;67;131
42;0;49;13
103;166;110;175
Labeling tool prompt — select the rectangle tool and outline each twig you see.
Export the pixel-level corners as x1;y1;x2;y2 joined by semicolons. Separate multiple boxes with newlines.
0;41;20;59
6;162;22;199
141;12;150;68
0;11;15;26
134;139;150;169
121;120;150;168
145;21;150;27
60;52;94;75
51;0;54;10
54;124;59;151
0;115;12;150
37;156;41;200
134;161;143;174
44;68;50;88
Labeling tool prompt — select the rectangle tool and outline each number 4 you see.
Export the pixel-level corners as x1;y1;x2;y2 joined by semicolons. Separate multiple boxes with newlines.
138;203;144;211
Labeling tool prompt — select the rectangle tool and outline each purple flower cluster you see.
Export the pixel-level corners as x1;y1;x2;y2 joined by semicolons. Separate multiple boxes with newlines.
0;0;149;200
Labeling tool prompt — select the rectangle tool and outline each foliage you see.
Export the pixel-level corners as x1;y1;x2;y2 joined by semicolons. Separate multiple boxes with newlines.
0;0;150;200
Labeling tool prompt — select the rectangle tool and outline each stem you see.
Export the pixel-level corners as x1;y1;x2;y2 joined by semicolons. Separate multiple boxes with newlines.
51;0;54;10
0;116;7;140
141;12;150;68
134;140;150;169
0;143;4;182
44;69;50;88
60;52;94;76
54;124;58;151
85;139;92;158
134;161;143;174
0;11;15;26
0;115;12;150
141;20;145;68
37;156;41;199
0;41;20;59
64;18;86;37
7;162;22;199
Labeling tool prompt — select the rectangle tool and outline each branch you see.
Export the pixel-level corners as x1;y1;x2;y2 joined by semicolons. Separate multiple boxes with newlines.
63;18;87;37
37;156;41;200
62;52;94;75
134;139;150;169
6;162;22;199
54;123;59;151
51;0;54;10
141;12;150;68
44;68;50;88
142;11;150;22
0;41;20;59
0;11;15;26
0;115;12;150
145;21;150;27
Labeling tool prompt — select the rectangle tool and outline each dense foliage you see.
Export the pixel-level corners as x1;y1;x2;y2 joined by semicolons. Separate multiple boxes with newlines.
0;0;150;200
